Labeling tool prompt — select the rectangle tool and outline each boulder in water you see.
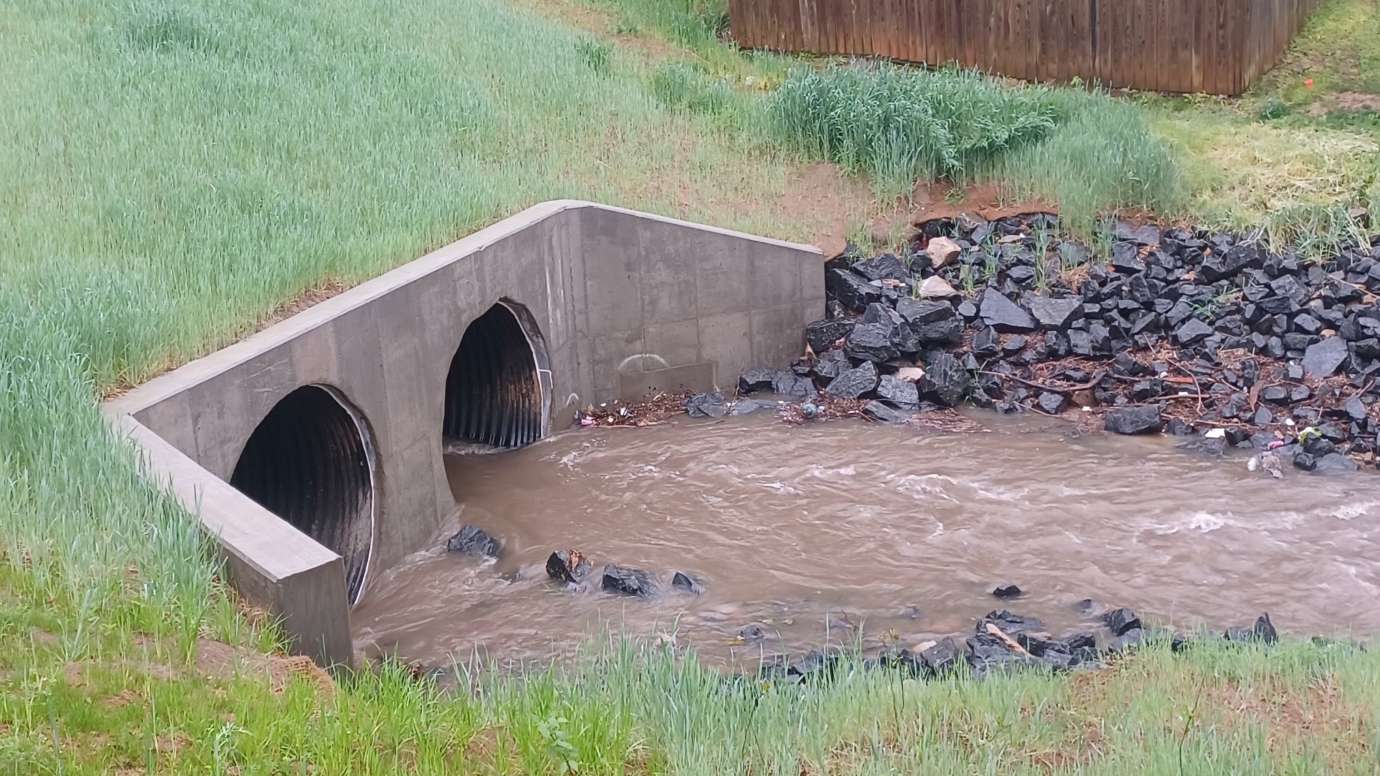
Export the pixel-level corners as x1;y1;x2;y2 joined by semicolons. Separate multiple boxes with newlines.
446;525;501;558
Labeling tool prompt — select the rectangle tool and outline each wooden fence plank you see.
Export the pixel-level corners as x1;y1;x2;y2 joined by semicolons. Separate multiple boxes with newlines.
729;0;1318;95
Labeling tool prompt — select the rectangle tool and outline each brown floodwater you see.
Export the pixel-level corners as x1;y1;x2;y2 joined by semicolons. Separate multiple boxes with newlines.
351;411;1380;670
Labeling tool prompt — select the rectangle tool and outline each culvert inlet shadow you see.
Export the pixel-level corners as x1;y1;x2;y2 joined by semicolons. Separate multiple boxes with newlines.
443;300;550;452
230;384;377;605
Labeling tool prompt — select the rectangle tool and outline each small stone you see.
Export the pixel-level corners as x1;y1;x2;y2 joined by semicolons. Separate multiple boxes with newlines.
926;236;962;268
1104;405;1164;435
853;253;908;281
446;525;501;558
919;638;962;674
1174;318;1214;345
917;275;960;299
918;351;970;407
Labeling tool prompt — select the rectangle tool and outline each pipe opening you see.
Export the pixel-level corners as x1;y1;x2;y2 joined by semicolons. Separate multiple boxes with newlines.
443;300;549;451
230;384;377;605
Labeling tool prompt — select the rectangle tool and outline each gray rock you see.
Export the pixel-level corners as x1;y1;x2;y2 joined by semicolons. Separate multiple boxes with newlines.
685;391;728;418
446;525;501;558
825;361;878;399
876;374;920;409
896;298;956;325
1302;336;1348;378
1025;295;1084;331
979;290;1038;332
861;400;913;424
1174;317;1214;345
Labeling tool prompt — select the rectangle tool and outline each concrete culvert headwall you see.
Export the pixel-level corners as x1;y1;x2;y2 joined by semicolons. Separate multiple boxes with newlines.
230;385;376;605
107;201;824;667
443;301;548;449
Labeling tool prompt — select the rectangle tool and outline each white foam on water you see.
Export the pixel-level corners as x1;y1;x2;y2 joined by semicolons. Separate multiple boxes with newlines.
1328;500;1380;521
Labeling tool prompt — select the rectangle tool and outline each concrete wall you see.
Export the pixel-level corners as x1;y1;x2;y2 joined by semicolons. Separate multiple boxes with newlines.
104;201;823;667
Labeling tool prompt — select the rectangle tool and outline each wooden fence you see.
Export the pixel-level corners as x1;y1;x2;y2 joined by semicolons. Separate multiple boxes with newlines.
728;0;1321;94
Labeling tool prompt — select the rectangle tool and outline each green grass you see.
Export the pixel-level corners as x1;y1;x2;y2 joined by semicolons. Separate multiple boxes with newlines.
767;62;1182;232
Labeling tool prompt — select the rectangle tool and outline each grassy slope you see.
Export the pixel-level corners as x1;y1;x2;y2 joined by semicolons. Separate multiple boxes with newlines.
1;0;1379;772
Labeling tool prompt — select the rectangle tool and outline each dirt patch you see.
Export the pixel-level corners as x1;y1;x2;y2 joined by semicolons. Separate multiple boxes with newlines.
192;638;335;697
1308;91;1380;116
512;0;678;63
781;163;901;256
909;181;1057;228
1209;676;1374;769
29;627;59;648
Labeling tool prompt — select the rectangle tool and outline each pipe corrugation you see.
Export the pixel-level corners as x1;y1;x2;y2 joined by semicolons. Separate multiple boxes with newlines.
442;304;543;450
230;385;373;605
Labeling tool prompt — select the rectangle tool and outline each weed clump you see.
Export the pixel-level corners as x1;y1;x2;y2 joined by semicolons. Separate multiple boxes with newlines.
769;61;1183;232
769;62;1058;196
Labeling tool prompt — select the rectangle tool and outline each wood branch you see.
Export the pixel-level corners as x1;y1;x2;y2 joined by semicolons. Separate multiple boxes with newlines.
978;368;1106;395
984;622;1031;656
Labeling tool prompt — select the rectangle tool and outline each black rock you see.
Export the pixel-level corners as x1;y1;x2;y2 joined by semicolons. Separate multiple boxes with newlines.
1115;222;1160;246
446;525;501;558
1104;405;1164;435
992;584;1023;599
737;367;776;394
601;564;657;597
957;300;979;320
1200;244;1262;283
671;571;703;594
1293;452;1317;471
1110;242;1145;274
825;267;880;311
825;361;878;399
844;323;900;363
1303;336;1349;378
853;253;908;281
876;374;920;409
918;351;971;407
685;391;728;418
1102;607;1142;637
729;399;776;417
804;319;855;353
979;290;1038;332
862;301;904;327
546;550;592;584
911;317;964;346
812;348;850;380
979;609;1045;636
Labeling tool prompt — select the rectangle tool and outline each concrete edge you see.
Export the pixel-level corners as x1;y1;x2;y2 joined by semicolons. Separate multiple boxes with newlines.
112;414;354;668
106;201;822;417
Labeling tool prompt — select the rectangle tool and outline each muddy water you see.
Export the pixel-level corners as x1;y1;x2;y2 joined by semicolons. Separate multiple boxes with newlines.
352;413;1380;669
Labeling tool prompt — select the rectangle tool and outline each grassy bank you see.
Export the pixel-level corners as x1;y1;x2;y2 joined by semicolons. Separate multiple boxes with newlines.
3;0;1380;772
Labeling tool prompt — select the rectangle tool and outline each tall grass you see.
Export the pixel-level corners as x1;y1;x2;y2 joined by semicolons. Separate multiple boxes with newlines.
770;62;1059;196
768;62;1183;231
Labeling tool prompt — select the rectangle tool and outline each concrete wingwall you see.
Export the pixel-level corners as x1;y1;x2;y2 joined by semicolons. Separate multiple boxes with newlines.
105;201;823;667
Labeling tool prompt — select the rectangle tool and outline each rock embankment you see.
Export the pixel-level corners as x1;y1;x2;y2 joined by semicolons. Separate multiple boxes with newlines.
732;212;1379;474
